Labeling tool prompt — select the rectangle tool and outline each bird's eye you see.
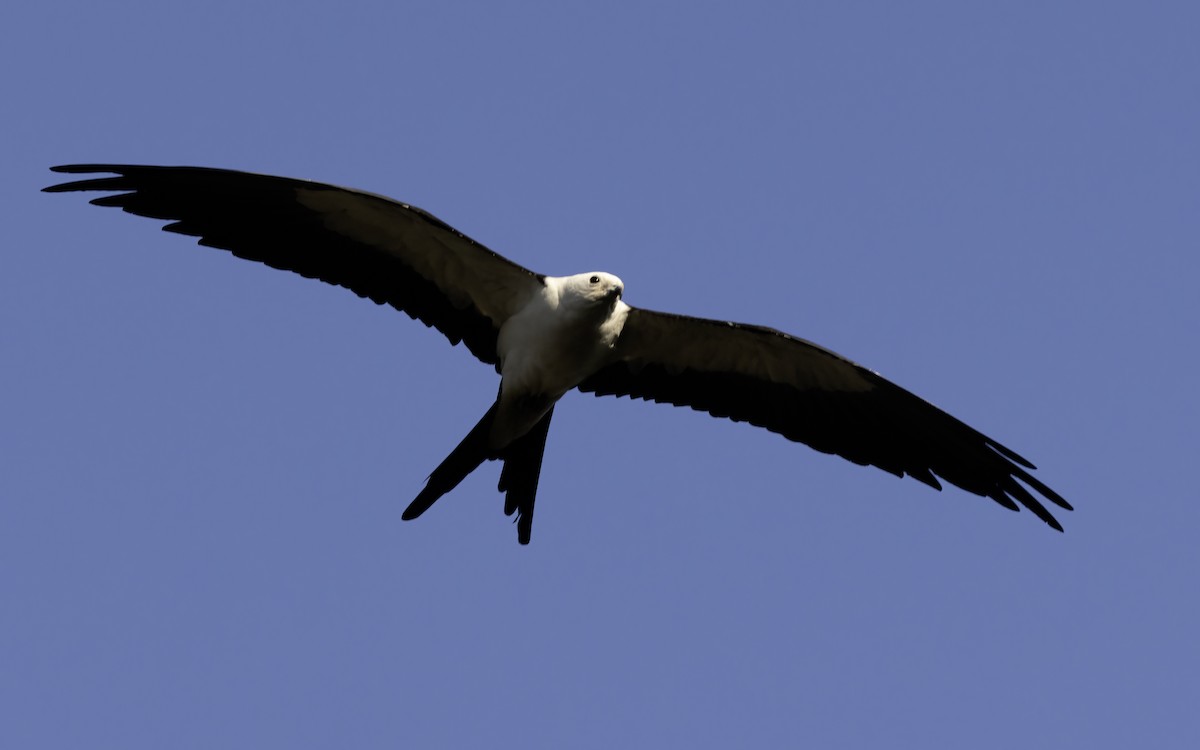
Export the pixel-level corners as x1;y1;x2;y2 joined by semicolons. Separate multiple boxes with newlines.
589;275;600;284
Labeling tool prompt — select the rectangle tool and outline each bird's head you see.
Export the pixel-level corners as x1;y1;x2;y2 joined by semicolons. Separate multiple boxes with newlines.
563;271;624;308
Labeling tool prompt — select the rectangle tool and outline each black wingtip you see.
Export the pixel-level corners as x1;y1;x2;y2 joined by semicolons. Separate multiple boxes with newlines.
986;439;1038;471
50;164;94;174
1039;511;1066;533
45;164;121;181
44;165;130;194
1002;480;1067;532
49;164;139;174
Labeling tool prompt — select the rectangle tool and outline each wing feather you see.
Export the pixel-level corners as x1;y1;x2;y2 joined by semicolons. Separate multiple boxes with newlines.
45;164;545;365
578;308;1071;528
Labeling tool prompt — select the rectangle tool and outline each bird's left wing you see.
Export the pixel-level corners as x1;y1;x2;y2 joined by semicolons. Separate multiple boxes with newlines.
577;307;1071;529
45;164;545;365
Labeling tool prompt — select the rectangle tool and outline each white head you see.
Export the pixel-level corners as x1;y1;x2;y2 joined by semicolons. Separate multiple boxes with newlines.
558;271;624;309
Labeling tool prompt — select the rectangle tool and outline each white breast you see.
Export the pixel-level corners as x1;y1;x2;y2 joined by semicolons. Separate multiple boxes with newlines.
497;277;628;399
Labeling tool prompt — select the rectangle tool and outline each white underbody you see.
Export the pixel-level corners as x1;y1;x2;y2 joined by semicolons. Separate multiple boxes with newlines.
491;272;628;448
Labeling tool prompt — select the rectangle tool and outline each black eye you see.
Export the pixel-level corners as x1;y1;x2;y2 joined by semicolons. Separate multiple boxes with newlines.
589;275;600;284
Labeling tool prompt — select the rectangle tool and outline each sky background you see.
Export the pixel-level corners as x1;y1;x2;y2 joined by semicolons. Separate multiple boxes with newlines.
3;2;1197;748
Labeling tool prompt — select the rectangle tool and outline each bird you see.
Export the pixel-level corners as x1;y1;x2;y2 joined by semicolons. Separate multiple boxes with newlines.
44;164;1071;544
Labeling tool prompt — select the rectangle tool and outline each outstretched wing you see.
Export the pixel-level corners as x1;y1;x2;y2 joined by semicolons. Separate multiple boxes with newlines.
44;164;545;365
578;308;1071;529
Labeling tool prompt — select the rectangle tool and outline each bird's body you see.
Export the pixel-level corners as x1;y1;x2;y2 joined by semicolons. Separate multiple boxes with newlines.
494;272;627;445
45;164;1071;543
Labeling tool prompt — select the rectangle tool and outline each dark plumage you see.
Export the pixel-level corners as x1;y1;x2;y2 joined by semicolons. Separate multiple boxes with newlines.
45;163;1071;542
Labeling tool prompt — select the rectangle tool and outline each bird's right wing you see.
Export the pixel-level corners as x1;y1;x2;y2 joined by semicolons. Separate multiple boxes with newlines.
45;164;546;366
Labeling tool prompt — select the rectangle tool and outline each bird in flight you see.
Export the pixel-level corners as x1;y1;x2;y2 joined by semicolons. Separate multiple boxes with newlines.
45;164;1070;543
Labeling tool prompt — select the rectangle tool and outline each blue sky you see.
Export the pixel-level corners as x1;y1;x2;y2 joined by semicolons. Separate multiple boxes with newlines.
3;2;1197;747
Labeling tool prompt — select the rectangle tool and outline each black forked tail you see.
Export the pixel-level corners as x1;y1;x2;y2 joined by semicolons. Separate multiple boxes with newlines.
499;407;555;545
403;402;500;522
402;402;556;544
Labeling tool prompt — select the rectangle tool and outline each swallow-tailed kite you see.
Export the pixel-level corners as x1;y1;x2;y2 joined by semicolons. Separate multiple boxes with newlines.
45;164;1071;543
